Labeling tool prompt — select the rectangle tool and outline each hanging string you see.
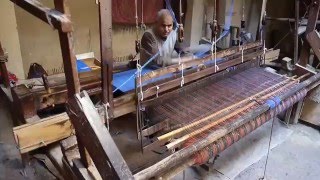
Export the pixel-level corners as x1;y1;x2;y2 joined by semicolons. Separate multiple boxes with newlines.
260;117;276;180
135;0;141;55
239;43;244;63
179;52;185;87
263;40;266;64
156;86;160;98
137;63;144;101
141;0;146;30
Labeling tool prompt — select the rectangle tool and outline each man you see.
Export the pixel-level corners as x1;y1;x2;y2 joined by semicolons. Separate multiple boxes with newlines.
140;9;193;67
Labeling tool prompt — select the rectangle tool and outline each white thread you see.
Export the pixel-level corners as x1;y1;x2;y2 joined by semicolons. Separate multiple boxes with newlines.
240;44;244;63
137;64;144;101
179;52;185;87
156;86;160;97
263;40;267;64
181;64;185;87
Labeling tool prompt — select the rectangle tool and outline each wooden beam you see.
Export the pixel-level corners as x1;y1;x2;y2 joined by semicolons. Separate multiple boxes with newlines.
299;0;320;66
99;0;114;116
67;91;133;179
54;0;80;97
10;0;72;32
13;113;74;154
306;30;320;61
141;50;263;99
141;41;261;83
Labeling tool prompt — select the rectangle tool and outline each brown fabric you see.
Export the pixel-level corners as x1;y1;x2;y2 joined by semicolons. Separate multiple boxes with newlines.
112;0;164;25
140;30;162;66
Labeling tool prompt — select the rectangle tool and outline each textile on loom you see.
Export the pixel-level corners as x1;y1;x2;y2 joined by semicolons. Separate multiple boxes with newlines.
112;0;164;25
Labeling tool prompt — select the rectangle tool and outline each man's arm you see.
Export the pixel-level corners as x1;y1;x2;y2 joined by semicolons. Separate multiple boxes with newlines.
140;32;159;66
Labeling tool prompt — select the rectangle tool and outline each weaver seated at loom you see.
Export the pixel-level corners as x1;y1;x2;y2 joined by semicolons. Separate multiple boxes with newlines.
140;9;195;67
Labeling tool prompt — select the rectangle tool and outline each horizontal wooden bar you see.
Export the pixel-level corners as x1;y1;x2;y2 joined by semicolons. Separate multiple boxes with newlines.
141;41;262;83
10;0;72;32
13;113;74;154
141;50;263;99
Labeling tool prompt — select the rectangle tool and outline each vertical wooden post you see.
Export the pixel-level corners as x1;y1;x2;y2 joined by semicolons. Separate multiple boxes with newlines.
299;0;320;66
0;42;10;88
54;0;80;97
99;0;114;117
294;0;299;64
54;0;91;168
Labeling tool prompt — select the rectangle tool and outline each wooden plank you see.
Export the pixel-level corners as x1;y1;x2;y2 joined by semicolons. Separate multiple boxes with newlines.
67;91;133;179
99;0;114;115
141;41;261;83
46;143;71;180
13;113;74;153
10;0;72;32
291;99;305;124
299;0;320;66
62;157;78;180
300;98;320;127
72;159;94;180
306;30;320;61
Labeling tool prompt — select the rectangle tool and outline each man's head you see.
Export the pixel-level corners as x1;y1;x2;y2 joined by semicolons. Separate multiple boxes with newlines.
155;9;173;39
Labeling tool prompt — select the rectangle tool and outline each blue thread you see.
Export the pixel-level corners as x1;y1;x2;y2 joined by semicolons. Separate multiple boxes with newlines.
266;99;276;109
273;96;281;106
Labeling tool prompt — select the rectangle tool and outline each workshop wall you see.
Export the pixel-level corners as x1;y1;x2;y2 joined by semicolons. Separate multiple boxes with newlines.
14;0;140;76
0;1;24;79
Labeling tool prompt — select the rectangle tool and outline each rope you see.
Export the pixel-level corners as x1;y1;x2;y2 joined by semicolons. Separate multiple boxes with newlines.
195;0;235;58
263;40;267;64
211;34;219;72
141;0;146;30
259;117;276;180
156;86;160;97
135;0;139;39
239;43;244;63
137;63;144;101
178;52;185;87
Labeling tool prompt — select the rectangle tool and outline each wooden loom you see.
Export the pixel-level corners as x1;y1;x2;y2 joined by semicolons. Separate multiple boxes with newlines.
63;1;320;179
3;0;320;179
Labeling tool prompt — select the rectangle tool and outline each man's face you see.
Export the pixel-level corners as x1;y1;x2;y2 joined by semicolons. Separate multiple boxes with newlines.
156;16;173;39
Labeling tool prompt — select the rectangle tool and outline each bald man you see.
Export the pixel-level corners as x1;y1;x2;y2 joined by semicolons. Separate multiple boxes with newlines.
140;9;193;67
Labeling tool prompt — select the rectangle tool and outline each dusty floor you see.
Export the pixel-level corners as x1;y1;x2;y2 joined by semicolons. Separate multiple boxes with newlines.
1;92;320;180
0;95;56;180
